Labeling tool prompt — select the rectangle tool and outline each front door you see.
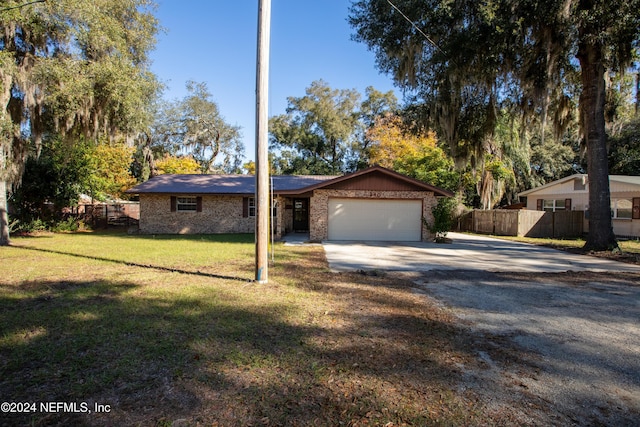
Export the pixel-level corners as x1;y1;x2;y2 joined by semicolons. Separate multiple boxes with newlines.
293;198;309;232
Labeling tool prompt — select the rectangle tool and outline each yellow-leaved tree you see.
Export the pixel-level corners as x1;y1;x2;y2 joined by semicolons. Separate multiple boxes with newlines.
366;114;459;191
367;115;437;168
88;141;137;200
155;155;201;175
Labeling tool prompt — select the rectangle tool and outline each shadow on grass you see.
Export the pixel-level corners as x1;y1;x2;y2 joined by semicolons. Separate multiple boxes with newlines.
0;277;314;425
0;270;502;426
10;244;249;282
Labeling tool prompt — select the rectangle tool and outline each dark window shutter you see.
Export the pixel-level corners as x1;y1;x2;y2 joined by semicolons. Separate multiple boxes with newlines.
242;197;249;218
536;199;543;211
633;197;640;220
196;197;202;212
565;198;572;211
170;196;177;212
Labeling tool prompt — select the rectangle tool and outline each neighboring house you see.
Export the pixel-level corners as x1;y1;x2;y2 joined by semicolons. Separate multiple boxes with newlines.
518;174;640;238
126;165;454;242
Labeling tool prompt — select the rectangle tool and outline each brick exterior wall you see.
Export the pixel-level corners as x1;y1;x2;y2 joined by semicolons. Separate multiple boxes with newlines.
138;191;438;241
309;189;437;241
275;196;291;239
138;194;254;234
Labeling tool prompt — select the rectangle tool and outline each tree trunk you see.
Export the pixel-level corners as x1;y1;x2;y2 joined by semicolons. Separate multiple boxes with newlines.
577;39;618;252
0;179;10;246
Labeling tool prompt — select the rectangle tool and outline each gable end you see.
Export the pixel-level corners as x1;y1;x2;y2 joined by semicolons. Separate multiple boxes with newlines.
324;170;426;191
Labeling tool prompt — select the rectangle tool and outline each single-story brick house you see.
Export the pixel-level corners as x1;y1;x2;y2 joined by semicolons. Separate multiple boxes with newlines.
126;165;454;241
518;174;640;238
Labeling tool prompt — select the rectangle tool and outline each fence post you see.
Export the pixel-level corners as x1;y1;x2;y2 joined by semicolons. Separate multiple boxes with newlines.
493;210;497;235
473;210;477;233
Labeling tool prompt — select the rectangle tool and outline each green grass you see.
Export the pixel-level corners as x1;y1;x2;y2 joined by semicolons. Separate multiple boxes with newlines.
0;231;516;426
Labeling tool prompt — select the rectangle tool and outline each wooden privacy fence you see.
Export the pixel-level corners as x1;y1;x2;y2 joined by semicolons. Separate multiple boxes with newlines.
458;209;584;238
75;203;140;228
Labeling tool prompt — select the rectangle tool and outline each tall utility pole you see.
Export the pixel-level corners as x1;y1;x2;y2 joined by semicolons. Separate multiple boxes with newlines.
255;0;271;283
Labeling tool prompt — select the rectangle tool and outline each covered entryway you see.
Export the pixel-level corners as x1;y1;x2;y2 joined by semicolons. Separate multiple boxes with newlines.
293;198;310;232
328;198;422;241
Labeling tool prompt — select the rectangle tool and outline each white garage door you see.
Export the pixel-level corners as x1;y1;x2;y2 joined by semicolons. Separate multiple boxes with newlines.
328;198;422;241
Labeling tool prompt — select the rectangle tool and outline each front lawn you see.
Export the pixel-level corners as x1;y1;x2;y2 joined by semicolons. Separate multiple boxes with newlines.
1;232;528;426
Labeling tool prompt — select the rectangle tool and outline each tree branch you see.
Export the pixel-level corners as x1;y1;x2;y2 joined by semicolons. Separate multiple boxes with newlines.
0;0;46;12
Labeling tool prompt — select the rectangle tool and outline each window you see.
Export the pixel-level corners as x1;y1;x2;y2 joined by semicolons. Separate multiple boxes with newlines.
611;199;632;219
244;197;277;218
171;196;201;212
542;199;566;212
248;197;256;217
177;197;198;212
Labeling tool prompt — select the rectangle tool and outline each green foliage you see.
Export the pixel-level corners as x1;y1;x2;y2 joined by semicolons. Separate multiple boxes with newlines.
394;145;461;193
424;197;456;241
269;81;399;175
8;216;79;234
9;137;94;223
528;138;576;184
51;217;80;232
359;86;399;128
350;0;640;248
1;0;160;244
1;0;160;149
269;80;361;174
9;137;136;225
484;156;515;184
608;117;640;175
152;81;244;174
10;218;49;234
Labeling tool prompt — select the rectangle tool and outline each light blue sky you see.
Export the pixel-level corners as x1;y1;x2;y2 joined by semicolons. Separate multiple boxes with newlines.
149;0;398;162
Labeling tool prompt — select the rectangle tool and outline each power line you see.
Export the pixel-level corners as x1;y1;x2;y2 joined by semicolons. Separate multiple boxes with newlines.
0;0;46;12
386;0;449;59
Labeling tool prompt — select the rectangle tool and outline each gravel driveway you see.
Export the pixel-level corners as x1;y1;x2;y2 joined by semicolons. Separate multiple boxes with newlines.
412;270;640;425
322;234;640;425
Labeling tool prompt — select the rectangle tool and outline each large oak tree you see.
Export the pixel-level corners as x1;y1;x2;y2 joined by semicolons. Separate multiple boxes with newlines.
269;80;361;175
269;80;397;174
151;81;244;174
350;0;640;251
1;0;160;244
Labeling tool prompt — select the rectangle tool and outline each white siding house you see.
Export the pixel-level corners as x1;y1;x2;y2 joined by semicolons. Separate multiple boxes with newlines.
518;175;640;238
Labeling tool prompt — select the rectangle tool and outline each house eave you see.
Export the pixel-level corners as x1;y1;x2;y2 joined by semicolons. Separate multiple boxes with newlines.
125;166;455;198
290;165;455;197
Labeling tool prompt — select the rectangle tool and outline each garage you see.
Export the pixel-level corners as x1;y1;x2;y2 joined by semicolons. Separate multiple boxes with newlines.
328;198;423;241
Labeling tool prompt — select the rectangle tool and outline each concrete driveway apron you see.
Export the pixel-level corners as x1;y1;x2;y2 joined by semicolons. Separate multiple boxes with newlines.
322;232;640;273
